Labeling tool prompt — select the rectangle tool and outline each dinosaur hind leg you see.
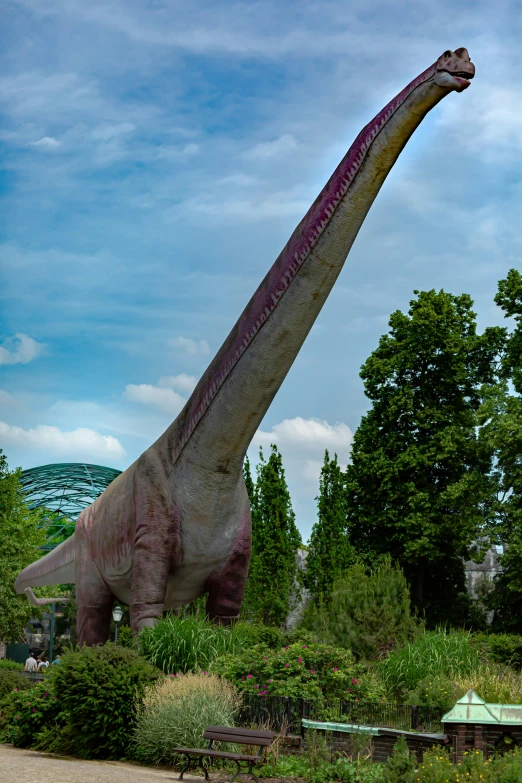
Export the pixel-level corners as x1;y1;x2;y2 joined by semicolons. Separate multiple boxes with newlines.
206;506;251;624
76;545;114;646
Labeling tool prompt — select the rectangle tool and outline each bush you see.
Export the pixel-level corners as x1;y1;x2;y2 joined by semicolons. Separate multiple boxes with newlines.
39;643;158;759
306;557;420;660
379;629;483;699
213;642;386;702
139;613;253;674
0;669;32;699
383;735;415;783
0;681;65;747
473;633;522;669
0;659;24;670
409;664;522;707
134;672;240;766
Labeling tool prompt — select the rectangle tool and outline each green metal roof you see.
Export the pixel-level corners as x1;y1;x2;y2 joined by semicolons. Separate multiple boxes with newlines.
20;463;122;551
301;718;379;735
442;690;522;725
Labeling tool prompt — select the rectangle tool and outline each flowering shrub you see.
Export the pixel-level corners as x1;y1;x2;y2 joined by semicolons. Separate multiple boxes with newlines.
0;669;32;699
213;642;386;702
0;681;65;747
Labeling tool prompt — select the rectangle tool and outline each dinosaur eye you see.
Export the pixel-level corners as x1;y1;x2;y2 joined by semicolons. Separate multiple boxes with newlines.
443;50;452;58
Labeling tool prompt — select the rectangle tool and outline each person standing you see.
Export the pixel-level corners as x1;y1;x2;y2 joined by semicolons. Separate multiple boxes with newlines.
24;652;37;672
38;656;49;670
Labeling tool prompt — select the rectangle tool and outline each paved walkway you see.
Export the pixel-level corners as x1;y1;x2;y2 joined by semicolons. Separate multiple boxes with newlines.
0;744;203;783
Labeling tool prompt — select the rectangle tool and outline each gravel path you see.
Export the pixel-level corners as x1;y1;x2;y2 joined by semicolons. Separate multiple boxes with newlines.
0;744;204;783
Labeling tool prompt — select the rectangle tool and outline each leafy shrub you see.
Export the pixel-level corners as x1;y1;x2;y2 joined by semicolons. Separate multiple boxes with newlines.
213;642;386;702
0;681;65;747
0;659;24;670
139;613;251;674
134;672;240;766
38;643;159;759
383;735;415;783
473;633;522;669
260;752;384;782
380;629;483;699
409;664;522;707
0;668;32;699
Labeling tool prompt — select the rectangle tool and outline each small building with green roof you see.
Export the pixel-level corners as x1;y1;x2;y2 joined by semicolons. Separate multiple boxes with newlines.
442;689;522;761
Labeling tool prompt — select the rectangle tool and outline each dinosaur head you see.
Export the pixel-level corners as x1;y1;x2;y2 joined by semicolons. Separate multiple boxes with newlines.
434;47;475;92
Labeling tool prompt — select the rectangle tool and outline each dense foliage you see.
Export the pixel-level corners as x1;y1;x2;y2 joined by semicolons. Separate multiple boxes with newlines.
0;449;49;641
244;445;302;625
345;290;504;625
306;451;353;600
306;557;419;660
212;641;386;702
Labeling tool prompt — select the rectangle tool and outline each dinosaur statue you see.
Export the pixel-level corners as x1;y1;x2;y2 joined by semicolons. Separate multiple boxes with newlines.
15;49;475;646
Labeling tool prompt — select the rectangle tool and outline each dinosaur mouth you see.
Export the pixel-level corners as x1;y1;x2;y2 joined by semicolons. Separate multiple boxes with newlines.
447;69;474;84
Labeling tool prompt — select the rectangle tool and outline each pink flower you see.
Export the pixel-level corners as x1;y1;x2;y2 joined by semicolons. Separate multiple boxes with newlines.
263;657;268;660
302;645;308;649
241;676;246;681
14;715;19;720
310;670;315;674
44;692;49;698
169;674;174;677
203;671;208;675
346;689;351;693
333;668;338;672
26;702;30;706
13;688;18;692
284;646;289;650
268;679;274;683
32;707;37;713
285;663;290;668
253;685;259;689
297;658;303;663
247;674;253;679
351;678;359;685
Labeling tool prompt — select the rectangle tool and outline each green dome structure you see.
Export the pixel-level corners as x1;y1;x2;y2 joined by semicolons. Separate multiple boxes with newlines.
20;463;122;551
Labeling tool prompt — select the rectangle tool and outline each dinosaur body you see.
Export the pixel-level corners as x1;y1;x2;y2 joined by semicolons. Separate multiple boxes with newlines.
15;49;475;646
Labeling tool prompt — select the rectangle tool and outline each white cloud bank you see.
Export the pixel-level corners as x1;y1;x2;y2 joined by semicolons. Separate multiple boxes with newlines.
0;421;126;461
0;334;46;366
125;373;198;415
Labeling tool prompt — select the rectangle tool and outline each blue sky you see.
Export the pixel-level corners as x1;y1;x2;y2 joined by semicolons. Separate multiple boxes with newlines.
1;0;521;540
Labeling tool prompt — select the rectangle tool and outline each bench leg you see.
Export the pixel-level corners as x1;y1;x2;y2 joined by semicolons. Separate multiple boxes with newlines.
229;760;242;783
178;753;193;780
198;756;210;780
248;761;260;783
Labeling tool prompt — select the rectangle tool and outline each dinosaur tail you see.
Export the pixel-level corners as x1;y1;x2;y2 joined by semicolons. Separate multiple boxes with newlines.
15;533;78;593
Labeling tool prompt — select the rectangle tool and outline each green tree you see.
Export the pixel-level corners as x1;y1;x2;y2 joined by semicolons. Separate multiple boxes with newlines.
0;449;48;642
345;289;504;625
244;445;302;626
306;450;353;599
479;270;522;630
308;556;419;659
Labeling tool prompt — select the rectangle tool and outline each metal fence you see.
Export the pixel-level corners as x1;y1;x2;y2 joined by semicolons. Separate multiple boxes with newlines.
239;695;446;735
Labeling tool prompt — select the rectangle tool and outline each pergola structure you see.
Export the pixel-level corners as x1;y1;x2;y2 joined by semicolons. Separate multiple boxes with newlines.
20;463;122;551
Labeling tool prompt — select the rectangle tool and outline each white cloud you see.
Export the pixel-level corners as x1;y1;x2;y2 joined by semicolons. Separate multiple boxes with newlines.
125;383;186;416
0;421;125;460
0;390;17;408
0;334;46;366
245;134;298;160
29;136;61;150
253;416;353;461
169;336;210;357
90;122;135;141
158;373;198;395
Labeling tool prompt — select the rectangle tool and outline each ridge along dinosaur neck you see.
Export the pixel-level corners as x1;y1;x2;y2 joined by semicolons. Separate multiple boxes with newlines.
15;49;475;646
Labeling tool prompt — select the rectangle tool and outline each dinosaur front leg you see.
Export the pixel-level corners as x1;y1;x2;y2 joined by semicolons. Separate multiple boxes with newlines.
76;545;114;646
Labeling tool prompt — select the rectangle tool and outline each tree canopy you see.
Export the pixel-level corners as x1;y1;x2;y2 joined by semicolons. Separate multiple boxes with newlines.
345;289;504;624
0;449;48;642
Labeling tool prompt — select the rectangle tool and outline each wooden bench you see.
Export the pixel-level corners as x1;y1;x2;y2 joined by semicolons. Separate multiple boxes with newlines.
173;725;275;783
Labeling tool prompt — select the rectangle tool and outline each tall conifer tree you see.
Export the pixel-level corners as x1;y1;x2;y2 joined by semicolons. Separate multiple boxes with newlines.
306;450;353;599
244;445;301;625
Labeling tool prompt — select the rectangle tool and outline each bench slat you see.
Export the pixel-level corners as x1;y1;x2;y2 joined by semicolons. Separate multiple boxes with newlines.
172;747;260;762
203;726;273;745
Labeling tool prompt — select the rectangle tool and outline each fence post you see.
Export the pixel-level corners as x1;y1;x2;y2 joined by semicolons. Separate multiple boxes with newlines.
411;705;419;731
284;697;291;735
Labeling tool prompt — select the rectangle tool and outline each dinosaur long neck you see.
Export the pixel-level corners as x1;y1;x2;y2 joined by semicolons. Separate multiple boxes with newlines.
155;62;452;475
